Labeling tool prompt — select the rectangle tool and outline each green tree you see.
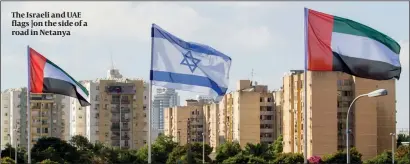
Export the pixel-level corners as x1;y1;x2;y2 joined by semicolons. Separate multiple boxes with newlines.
215;142;242;163
69;135;93;151
39;159;59;164
243;143;271;160
322;147;362;164
397;134;410;147
222;152;266;164
396;145;410;164
273;135;283;154
137;135;179;163
0;144;25;163
31;137;81;163
1;157;16;164
271;153;304;164
364;150;392;164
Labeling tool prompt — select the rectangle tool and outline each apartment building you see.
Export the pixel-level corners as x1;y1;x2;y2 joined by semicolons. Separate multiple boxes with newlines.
280;70;396;160
209;80;281;149
203;103;219;151
1;88;70;149
163;100;205;146
1;88;27;150
152;88;180;136
73;68;148;149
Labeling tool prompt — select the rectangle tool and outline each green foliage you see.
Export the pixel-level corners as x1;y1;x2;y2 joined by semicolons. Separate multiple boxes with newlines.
396;145;410;164
243;143;272;160
222;152;265;164
0;143;25;163
322;147;362;164
397;134;410;147
1;157;16;164
364;150;392;164
271;152;304;164
39;159;59;164
31;137;81;164
273;135;283;154
215;142;242;163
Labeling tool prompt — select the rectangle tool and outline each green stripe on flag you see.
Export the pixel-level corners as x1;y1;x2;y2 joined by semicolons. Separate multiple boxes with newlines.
46;59;89;96
333;16;400;54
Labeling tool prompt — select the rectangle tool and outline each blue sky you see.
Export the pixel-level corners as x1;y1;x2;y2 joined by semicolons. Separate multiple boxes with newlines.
1;2;409;129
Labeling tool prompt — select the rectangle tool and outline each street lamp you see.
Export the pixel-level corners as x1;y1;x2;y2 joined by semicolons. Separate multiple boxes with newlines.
202;132;205;164
346;89;388;164
390;133;396;164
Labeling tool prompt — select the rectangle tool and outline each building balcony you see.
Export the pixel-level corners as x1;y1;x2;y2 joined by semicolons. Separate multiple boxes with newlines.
337;85;352;91
105;85;136;95
260;102;274;106
111;126;131;131
111;99;131;104
111;135;131;140
111;117;131;122
260;111;274;115
111;107;130;113
260;128;274;133
337;96;353;102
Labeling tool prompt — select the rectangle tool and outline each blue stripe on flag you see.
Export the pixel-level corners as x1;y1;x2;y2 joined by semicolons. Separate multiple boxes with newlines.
151;70;228;96
151;24;231;62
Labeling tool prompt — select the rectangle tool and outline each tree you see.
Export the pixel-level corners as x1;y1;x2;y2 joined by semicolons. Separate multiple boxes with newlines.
39;159;59;164
396;145;410;164
69;135;93;151
0;144;25;163
31;137;81;163
322;147;362;164
137;135;179;163
215;142;242;163
222;152;266;164
364;151;392;164
243;143;271;160
271;153;304;164
273;135;283;154
1;157;16;164
397;134;410;147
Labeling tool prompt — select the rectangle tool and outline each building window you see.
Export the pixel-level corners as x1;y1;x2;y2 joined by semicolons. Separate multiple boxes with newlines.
260;98;263;102
96;86;99;90
37;128;40;133
337;80;343;86
4;113;8;116
44;128;48;133
267;107;272;111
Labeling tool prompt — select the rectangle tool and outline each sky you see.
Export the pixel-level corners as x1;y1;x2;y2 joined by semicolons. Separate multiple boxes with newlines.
1;2;409;129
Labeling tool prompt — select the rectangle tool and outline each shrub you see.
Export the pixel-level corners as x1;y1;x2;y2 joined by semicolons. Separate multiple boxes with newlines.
308;155;322;164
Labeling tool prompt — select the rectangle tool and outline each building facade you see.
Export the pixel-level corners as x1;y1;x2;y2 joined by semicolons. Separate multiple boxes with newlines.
163;100;205;146
280;71;396;160
152;88;180;135
72;68;148;149
1;88;70;150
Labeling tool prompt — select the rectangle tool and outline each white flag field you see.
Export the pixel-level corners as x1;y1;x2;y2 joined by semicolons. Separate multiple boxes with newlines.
150;24;232;100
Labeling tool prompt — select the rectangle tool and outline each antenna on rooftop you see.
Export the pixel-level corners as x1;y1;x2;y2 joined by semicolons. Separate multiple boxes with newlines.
110;50;115;70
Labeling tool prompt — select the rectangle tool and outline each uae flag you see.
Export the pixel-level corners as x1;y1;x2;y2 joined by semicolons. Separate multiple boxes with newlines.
29;47;91;106
305;8;401;80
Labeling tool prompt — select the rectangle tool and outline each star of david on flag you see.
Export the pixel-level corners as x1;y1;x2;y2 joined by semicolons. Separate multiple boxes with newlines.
150;24;232;100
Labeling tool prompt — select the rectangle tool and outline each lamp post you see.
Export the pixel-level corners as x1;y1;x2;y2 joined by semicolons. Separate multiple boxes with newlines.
7;134;11;157
390;133;396;164
202;132;205;164
346;89;388;164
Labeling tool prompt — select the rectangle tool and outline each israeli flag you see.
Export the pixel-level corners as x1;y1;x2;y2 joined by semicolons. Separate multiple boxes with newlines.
150;24;232;100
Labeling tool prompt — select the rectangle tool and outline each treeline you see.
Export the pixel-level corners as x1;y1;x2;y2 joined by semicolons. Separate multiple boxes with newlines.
1;134;410;164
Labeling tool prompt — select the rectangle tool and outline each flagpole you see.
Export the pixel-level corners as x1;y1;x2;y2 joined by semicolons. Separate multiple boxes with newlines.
303;8;309;164
148;24;155;164
27;45;32;164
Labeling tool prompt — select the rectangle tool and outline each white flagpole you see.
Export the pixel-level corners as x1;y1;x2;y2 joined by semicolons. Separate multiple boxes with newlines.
303;8;309;164
148;24;155;164
27;45;32;164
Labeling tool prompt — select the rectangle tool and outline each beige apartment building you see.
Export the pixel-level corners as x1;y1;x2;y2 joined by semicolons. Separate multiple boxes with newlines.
164;100;205;145
280;70;396;160
202;80;282;150
71;68;148;149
